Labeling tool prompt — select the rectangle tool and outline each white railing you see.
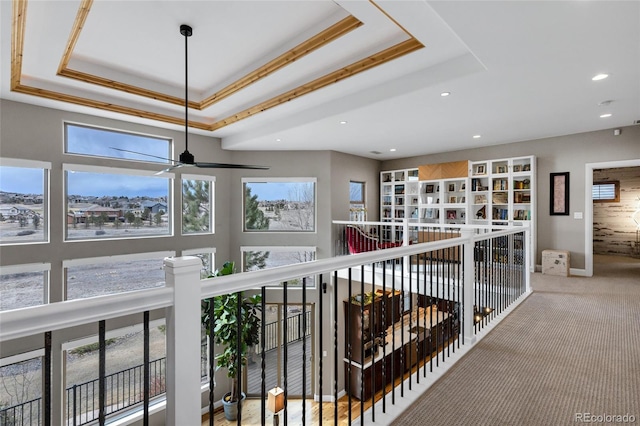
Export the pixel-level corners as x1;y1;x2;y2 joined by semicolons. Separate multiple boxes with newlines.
0;222;531;425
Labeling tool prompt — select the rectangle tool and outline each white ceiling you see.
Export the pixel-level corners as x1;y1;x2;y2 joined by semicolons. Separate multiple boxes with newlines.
1;0;638;160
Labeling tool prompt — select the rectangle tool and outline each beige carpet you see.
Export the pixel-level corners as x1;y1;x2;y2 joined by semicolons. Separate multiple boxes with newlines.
392;255;640;426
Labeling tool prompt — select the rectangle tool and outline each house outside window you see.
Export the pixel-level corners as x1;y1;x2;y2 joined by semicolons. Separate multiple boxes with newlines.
350;180;366;221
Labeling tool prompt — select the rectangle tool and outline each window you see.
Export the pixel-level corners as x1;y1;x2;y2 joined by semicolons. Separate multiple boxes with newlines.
242;178;316;232
182;175;214;235
592;181;620;202
63;251;174;300
0;351;43;425
65;123;171;164
63;321;166;424
350;180;366;220
64;164;172;241
241;246;316;287
0;159;50;244
0;263;49;311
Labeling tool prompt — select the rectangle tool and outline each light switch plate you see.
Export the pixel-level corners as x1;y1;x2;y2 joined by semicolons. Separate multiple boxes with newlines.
574;212;583;219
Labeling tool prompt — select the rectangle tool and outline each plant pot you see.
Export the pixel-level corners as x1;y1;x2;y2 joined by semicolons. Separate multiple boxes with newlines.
222;392;246;421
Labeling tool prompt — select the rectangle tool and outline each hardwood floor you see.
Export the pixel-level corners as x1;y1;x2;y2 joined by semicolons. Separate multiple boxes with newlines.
202;341;456;425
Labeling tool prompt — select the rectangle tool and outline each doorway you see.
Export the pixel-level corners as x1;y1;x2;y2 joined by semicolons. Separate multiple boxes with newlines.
585;159;640;276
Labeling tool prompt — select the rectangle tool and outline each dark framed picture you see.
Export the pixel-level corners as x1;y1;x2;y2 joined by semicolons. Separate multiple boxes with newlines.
550;172;570;215
425;184;434;193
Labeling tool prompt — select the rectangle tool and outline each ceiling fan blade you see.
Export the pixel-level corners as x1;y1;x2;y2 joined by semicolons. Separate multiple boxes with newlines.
194;162;270;170
154;163;189;175
110;147;179;163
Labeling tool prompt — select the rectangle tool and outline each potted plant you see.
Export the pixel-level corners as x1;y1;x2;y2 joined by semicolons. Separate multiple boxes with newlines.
201;261;261;421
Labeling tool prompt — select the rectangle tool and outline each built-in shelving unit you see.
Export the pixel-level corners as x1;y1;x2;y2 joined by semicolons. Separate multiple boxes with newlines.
380;156;536;269
380;168;420;222
418;177;468;225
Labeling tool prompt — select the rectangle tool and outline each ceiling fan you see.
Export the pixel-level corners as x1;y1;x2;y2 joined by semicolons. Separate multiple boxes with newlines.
113;24;268;172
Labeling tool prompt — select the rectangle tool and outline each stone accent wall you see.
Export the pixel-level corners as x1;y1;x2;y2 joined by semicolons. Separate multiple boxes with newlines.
593;167;640;257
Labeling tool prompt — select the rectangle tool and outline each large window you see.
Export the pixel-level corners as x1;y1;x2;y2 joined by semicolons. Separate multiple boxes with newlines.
243;178;316;232
0;159;50;245
63;251;174;300
65;164;172;241
65;123;171;164
0;263;49;311
182;175;214;235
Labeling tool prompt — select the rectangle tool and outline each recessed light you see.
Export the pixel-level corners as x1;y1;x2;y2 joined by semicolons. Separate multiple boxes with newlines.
275;138;281;142
339;120;347;125
473;135;482;139
440;92;451;97
390;148;397;152
600;113;612;118
592;73;609;81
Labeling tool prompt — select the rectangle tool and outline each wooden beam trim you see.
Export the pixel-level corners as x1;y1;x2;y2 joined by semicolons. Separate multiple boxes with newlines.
209;38;423;131
57;0;92;74
12;83;211;131
58;68;199;109
11;0;27;88
199;15;363;109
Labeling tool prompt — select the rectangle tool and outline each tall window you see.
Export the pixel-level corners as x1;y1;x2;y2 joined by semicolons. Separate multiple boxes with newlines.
350;180;366;220
0;263;49;311
0;159;50;244
64;165;172;241
182;175;214;235
65;123;171;164
243;178;316;232
63;251;174;300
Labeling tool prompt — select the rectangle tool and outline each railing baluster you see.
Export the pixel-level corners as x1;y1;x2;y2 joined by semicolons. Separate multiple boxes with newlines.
143;311;149;426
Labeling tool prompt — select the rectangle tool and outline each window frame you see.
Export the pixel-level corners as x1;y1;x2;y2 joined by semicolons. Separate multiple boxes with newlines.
240;245;316;287
64;122;172;165
62;250;175;300
242;177;317;233
181;174;215;236
0;262;50;311
0;158;51;245
592;180;620;203
63;163;174;242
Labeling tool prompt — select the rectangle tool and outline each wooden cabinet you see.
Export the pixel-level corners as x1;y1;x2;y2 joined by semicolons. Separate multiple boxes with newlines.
343;290;400;361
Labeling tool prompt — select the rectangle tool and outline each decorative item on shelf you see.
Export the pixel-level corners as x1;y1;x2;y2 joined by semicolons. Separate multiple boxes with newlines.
447;210;457;220
476;205;486;219
268;387;285;426
513;165;522;172
523;164;531;171
475;165;486;175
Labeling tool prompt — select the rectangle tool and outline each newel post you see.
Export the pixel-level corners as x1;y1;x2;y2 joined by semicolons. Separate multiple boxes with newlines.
164;256;202;426
460;229;477;345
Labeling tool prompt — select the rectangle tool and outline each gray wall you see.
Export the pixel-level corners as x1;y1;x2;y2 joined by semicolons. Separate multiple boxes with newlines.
381;125;640;269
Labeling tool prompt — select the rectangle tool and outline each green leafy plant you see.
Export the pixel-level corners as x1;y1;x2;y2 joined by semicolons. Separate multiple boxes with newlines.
201;261;261;404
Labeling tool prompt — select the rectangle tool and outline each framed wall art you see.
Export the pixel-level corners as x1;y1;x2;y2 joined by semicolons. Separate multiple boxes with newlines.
550;172;570;215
